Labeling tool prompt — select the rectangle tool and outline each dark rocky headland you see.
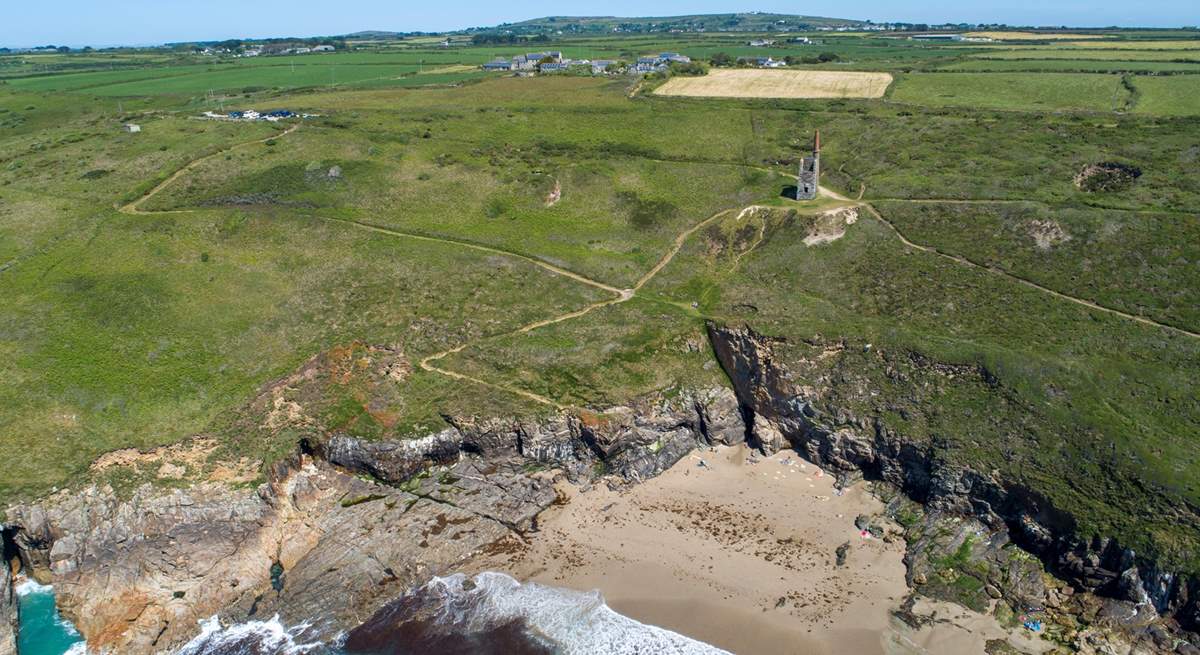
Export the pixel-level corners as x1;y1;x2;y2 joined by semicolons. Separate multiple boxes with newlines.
1;324;1197;655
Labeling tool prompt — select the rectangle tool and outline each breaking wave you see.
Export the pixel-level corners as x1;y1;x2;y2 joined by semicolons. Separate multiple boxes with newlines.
340;571;730;655
166;572;728;655
173;615;323;655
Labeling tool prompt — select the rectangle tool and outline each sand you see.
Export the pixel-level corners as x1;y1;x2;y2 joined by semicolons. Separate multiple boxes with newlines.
655;69;893;99
479;445;1050;654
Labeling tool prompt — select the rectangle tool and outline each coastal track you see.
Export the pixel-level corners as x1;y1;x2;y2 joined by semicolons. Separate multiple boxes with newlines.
124;123;1198;412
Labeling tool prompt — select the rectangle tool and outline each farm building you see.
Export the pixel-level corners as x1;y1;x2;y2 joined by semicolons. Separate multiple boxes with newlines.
737;56;786;68
910;34;964;41
483;59;512;71
635;52;691;73
591;59;617;74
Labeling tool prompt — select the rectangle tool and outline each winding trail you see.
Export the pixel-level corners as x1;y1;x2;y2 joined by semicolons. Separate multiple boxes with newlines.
120;124;301;215
818;187;1200;340
121;121;738;408
122;123;1198;412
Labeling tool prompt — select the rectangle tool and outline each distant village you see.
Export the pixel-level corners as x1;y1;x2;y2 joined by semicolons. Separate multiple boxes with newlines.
480;51;693;75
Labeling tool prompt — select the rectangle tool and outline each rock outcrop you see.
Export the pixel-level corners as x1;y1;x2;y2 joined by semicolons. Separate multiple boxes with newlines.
0;539;15;655
2;388;745;654
706;321;1200;649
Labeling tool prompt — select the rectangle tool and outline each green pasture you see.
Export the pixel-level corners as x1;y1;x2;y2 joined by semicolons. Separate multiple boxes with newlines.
1132;75;1200;115
975;48;1200;61
4;34;1200;574
889;72;1126;112
936;58;1200;73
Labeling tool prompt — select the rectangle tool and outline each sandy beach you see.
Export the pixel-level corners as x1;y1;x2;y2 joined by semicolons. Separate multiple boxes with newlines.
480;445;906;654
478;444;1048;655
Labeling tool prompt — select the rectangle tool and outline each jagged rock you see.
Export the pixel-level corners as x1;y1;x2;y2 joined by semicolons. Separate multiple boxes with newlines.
835;541;851;567
693;387;746;446
320;430;462;484
705;321;1200;643
2;388;744;654
0;552;15;655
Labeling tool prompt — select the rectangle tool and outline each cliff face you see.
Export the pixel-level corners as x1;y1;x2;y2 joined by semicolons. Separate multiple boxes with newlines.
706;321;1200;640
0;540;14;655
1;389;745;654
6;322;1198;653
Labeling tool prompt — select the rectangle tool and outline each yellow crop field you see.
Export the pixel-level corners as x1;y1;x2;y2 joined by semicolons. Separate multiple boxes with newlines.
655;69;893;99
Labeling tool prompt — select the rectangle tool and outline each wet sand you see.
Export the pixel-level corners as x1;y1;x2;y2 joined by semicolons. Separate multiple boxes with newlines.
480;444;1050;655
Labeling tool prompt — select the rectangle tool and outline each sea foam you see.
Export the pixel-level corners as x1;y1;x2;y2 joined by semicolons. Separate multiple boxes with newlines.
420;572;730;655
173;615;323;655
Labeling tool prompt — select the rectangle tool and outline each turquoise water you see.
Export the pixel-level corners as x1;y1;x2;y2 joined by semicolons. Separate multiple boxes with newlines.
16;581;85;655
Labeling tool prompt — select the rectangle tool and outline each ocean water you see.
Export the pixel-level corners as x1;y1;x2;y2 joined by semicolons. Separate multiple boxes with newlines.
18;572;728;655
176;572;728;655
15;580;86;655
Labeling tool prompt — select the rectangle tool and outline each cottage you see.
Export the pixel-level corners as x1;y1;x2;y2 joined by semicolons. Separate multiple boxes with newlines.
591;59;617;74
122;123;141;133
635;57;665;73
748;39;775;47
312;45;335;52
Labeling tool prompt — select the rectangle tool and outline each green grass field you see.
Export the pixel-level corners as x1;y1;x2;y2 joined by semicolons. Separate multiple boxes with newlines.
3;29;1200;576
889;72;1126;111
1131;75;1200;115
937;58;1200;72
974;48;1200;61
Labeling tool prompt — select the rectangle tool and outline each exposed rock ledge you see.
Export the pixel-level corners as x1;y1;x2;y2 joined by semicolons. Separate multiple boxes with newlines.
1;388;746;654
706;321;1200;652
2;322;1197;654
1;544;14;655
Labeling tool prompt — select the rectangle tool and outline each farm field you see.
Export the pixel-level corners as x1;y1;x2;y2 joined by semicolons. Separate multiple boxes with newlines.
655;69;893;98
1055;39;1200;49
936;58;1200;72
964;31;1110;40
888;72;1126;111
3;23;1200;590
976;48;1200;60
1131;75;1200;115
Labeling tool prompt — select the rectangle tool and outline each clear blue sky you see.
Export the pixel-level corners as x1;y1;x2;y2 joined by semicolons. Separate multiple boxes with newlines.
4;1;1195;48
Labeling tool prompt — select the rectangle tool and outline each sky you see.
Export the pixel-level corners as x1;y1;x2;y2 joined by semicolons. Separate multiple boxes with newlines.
3;0;1195;48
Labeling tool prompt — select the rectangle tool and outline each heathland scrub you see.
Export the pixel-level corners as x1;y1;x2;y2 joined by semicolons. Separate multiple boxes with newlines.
2;39;1199;582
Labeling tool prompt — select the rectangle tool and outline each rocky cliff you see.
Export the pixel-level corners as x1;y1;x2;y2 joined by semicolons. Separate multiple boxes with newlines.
0;540;15;655
706;321;1200;649
5;322;1198;653
1;388;745;654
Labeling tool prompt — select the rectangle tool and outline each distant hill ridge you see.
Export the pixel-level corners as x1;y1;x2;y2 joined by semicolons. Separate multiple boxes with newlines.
342;13;865;39
483;13;864;33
